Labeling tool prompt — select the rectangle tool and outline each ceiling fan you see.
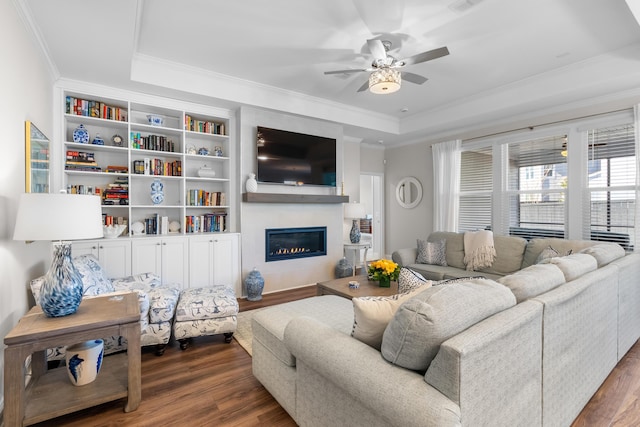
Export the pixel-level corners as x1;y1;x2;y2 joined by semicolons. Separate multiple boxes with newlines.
324;39;449;94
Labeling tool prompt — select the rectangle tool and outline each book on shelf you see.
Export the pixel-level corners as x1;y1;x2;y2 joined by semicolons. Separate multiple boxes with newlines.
66;150;95;162
130;132;175;152
185;213;227;233
133;158;182;176
105;165;128;173
65;96;127;122
187;190;226;207
184;114;226;135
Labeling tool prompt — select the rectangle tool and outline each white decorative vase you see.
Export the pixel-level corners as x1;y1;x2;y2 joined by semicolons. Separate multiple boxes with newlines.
65;339;104;386
246;173;258;193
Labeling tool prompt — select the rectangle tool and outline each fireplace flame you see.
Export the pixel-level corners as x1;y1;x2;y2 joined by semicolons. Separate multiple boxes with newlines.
272;247;311;256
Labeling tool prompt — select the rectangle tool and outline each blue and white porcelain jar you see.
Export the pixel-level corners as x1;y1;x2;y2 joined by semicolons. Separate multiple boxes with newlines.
150;179;164;205
245;268;265;301
91;133;104;145
72;124;90;144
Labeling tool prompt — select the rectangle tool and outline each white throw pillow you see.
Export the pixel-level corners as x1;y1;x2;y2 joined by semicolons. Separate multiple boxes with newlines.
398;267;432;293
351;285;430;350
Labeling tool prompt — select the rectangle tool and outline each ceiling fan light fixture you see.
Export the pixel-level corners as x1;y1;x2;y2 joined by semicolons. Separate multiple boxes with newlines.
369;68;401;94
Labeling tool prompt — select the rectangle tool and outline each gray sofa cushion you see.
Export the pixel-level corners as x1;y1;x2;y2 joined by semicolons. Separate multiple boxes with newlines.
521;238;596;268
498;263;566;303
579;243;626;267
545;253;598;282
478;234;527;276
429;231;465;269
381;278;516;372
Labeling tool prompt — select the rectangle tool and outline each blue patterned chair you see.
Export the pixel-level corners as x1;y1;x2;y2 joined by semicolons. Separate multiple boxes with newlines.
30;254;181;360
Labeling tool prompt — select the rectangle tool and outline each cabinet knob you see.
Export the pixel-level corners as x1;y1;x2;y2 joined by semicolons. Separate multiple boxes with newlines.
92;246;98;250
162;242;167;245
99;246;104;249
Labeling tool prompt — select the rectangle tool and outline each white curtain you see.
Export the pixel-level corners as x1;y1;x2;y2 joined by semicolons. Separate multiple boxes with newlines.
634;106;640;253
432;139;461;232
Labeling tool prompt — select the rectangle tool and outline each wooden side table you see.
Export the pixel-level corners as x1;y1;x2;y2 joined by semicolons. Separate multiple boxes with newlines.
3;293;141;427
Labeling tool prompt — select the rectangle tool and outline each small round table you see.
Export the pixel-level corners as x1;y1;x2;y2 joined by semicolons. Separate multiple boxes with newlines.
343;242;372;276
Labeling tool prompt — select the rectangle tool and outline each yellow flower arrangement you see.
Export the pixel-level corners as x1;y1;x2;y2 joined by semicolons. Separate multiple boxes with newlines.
367;259;400;282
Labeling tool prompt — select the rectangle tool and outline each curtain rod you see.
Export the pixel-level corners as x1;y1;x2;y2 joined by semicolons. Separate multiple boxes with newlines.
463;107;632;143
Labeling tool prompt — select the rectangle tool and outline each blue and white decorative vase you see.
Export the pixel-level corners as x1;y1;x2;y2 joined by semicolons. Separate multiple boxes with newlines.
72;124;89;144
65;339;104;386
245;267;265;301
40;243;84;317
335;257;353;278
91;133;105;145
150;179;164;205
349;219;361;243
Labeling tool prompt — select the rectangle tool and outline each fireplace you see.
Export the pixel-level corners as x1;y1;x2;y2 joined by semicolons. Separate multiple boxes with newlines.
265;226;327;262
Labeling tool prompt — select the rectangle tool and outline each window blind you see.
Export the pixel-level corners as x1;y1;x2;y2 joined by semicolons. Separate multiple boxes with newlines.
584;124;636;249
458;147;492;232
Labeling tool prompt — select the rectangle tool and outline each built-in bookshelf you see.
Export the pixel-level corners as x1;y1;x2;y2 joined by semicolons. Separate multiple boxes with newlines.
61;90;234;238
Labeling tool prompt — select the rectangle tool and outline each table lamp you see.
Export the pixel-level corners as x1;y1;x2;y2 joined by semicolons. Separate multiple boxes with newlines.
344;202;366;243
13;193;103;317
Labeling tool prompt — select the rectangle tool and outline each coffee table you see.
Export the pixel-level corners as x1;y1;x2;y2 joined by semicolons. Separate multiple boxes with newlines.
317;275;398;299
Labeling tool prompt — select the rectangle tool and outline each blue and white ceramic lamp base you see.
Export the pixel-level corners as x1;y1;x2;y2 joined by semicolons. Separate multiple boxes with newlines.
39;243;83;317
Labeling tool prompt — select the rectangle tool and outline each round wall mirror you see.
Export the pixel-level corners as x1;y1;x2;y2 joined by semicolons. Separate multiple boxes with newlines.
395;177;423;209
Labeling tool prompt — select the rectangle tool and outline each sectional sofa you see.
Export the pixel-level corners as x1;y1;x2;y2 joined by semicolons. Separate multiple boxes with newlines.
252;233;640;426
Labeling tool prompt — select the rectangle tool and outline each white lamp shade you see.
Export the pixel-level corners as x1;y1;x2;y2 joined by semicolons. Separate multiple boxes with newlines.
13;193;104;241
344;202;366;219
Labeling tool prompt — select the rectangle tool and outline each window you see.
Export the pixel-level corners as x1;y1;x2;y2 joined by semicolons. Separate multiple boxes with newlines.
458;147;492;232
585;124;636;249
506;135;567;240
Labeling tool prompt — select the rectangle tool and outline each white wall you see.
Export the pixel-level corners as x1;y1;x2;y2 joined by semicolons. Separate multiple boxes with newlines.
238;107;347;294
0;0;55;411
384;143;433;253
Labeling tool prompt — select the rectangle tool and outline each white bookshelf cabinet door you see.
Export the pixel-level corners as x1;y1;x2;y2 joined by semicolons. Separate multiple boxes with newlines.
98;239;132;278
211;234;240;293
131;238;162;279
160;237;188;288
188;236;214;288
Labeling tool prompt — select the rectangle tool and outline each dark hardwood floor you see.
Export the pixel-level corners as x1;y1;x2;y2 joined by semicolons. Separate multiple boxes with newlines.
25;285;640;427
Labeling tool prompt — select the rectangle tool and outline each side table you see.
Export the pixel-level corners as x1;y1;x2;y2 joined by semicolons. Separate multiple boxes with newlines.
3;293;141;427
343;242;372;276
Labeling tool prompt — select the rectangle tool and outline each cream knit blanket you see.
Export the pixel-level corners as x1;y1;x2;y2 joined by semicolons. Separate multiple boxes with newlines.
463;230;497;271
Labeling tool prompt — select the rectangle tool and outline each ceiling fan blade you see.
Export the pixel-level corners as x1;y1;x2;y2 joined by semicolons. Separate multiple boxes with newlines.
357;80;370;92
324;68;369;75
367;39;387;61
402;72;428;85
399;46;450;66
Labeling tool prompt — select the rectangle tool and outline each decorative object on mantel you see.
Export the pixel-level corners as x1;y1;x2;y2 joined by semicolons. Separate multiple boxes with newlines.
245;173;258;193
197;165;216;178
335;257;354;278
72;123;89;144
367;259;400;288
150;179;164;205
344;202;366;243
65;339;104;386
245;267;265;301
13;193;103;317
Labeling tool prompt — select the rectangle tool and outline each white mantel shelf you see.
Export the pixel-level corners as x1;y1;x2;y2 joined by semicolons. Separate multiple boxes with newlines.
242;193;350;204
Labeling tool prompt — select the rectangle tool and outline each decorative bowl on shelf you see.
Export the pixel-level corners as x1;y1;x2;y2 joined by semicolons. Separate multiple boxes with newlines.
147;114;164;127
103;224;126;239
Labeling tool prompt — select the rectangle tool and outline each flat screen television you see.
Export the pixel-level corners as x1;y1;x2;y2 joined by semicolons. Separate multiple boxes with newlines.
256;126;336;187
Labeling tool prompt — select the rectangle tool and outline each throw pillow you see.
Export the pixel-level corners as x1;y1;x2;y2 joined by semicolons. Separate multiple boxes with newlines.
351;285;429;350
73;254;115;296
416;239;447;266
535;245;573;264
398;267;431;293
381;278;516;372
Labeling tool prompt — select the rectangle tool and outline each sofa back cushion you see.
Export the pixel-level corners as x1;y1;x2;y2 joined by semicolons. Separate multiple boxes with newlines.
521;238;595;268
479;235;527;275
579;243;626;267
498;263;566;303
381;278;516;372
543;253;598;282
429;231;465;269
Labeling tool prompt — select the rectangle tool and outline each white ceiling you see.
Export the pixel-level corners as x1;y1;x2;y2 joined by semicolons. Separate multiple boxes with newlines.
19;0;640;145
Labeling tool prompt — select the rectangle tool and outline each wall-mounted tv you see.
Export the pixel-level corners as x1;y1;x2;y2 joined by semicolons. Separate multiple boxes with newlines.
256;126;336;187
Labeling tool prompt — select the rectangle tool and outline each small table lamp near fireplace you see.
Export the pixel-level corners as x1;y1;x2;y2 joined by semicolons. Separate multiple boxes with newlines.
344;202;366;244
13;193;103;317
